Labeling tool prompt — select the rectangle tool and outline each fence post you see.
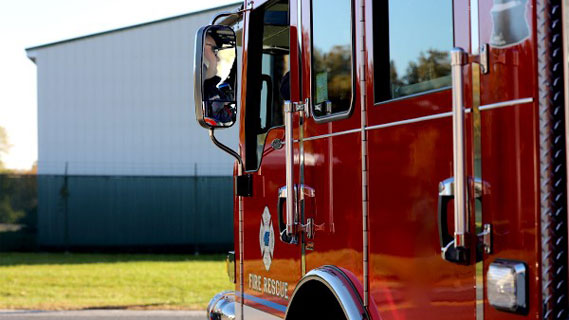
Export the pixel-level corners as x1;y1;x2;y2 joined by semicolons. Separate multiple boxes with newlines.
61;162;69;252
193;163;199;255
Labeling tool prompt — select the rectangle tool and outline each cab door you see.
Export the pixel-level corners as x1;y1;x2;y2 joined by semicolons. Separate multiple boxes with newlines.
238;0;302;318
366;1;477;319
298;0;365;277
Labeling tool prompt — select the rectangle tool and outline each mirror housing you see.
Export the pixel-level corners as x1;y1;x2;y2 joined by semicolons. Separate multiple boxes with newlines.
194;25;238;129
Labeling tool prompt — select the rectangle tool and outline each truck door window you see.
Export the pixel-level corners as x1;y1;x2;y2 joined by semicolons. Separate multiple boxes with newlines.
311;0;354;120
373;1;453;103
244;0;290;171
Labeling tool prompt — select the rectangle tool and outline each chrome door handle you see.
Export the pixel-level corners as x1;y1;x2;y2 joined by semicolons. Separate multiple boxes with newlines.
277;184;315;243
278;185;297;244
438;175;491;264
438;177;469;264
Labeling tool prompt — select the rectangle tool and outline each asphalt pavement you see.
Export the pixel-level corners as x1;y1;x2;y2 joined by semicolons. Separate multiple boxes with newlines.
0;310;205;320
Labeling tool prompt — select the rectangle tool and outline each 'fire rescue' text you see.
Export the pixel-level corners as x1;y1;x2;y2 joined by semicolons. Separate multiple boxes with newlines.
248;273;289;299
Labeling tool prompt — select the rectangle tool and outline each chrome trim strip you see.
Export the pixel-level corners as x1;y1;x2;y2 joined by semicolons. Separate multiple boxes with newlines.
479;97;533;111
469;0;484;310
365;112;453;131
301;128;361;142
470;1;483;317
297;97;534;143
300;109;306;275
358;0;369;308
238;163;244;320
286;266;368;319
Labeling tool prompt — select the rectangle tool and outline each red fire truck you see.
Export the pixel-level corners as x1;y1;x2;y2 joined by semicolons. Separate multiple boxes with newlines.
194;0;569;319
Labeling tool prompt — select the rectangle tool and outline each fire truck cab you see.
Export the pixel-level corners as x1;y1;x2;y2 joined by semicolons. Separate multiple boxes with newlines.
195;0;569;319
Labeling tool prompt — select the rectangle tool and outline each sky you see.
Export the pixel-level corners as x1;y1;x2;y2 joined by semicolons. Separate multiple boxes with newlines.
0;0;238;170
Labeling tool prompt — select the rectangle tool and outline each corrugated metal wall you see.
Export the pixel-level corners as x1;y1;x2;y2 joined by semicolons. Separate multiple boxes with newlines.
37;175;233;251
27;4;239;176
0;174;233;252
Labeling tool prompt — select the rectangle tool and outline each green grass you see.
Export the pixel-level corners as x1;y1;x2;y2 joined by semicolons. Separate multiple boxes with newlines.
0;253;233;310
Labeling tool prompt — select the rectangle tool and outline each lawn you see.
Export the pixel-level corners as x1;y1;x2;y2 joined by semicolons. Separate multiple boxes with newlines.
0;253;233;310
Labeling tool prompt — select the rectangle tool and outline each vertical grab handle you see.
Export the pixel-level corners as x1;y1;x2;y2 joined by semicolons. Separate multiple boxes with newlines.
451;48;468;249
283;101;297;241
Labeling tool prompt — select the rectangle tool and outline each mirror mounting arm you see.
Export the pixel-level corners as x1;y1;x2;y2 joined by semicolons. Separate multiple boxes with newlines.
211;2;253;25
209;128;243;169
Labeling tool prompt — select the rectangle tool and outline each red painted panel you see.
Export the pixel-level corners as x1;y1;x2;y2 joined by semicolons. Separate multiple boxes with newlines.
367;113;476;319
304;132;363;277
478;0;541;318
366;0;477;318
241;127;301;311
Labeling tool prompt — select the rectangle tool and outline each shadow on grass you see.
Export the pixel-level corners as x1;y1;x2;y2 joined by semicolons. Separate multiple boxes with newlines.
0;252;226;266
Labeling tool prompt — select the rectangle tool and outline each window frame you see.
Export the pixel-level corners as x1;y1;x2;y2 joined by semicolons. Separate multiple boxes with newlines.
309;0;356;123
243;0;290;172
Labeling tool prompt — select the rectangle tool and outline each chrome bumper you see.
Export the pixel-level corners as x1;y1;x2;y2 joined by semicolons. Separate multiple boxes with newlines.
207;291;235;320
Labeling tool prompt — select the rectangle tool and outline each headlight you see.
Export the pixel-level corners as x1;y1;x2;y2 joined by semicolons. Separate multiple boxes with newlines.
487;259;527;313
226;251;235;283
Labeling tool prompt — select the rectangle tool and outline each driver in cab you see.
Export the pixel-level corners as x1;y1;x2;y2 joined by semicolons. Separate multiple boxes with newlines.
203;32;235;126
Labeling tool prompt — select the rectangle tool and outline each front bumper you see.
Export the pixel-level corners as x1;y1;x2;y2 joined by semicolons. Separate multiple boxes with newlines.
207;291;235;320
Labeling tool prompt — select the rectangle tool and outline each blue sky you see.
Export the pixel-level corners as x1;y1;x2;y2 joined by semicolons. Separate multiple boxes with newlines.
0;0;238;170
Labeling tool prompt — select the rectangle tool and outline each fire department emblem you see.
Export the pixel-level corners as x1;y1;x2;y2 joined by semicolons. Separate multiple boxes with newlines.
259;206;275;271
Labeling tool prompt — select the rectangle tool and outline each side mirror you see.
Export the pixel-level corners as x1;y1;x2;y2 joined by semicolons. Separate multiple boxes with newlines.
194;25;238;129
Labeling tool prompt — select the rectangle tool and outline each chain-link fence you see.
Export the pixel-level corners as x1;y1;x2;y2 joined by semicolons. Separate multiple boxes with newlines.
0;174;233;253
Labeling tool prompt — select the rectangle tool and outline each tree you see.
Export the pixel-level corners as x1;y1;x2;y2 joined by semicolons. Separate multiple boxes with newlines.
312;45;352;109
0;126;11;170
403;49;451;85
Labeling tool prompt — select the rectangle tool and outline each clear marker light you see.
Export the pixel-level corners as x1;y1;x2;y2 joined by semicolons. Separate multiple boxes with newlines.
487;260;527;313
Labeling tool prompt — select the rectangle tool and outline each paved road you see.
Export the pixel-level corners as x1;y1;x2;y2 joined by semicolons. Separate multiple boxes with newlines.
0;310;205;320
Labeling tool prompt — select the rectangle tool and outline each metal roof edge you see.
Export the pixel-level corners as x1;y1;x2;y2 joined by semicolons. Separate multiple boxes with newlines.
25;2;241;52
26;50;37;63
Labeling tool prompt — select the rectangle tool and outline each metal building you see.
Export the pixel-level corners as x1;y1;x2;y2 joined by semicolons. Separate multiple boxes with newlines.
24;3;240;251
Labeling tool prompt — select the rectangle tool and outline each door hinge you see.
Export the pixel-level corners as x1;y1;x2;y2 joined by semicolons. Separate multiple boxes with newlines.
478;223;492;254
290;98;311;118
301;218;314;239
